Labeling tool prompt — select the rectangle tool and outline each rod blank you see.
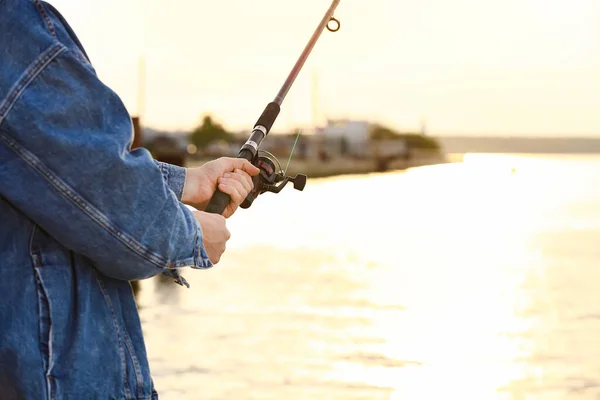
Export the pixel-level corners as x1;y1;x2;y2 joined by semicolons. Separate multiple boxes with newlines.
274;0;341;106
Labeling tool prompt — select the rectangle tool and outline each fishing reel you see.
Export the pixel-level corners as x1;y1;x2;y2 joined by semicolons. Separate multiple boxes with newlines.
203;0;340;216
241;151;307;209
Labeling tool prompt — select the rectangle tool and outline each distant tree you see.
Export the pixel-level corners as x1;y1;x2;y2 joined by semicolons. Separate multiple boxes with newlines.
402;133;440;150
189;115;233;148
370;124;401;141
369;123;440;150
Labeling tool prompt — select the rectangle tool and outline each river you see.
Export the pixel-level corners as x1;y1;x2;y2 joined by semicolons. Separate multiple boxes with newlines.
136;153;600;400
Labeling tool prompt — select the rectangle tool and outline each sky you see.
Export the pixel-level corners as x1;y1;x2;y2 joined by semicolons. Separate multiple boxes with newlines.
47;0;600;136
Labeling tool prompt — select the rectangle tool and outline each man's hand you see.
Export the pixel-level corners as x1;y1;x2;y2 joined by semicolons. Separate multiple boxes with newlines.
192;211;230;264
182;157;260;218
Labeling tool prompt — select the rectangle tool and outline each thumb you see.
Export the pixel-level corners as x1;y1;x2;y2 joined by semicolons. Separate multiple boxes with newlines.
228;158;260;176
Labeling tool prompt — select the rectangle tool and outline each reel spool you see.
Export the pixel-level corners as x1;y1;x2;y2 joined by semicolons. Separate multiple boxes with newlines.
240;151;307;209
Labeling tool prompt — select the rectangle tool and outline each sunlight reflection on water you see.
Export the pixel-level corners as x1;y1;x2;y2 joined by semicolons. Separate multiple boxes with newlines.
138;154;600;399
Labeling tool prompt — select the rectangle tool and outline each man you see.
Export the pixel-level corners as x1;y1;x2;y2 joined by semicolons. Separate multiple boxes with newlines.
0;1;259;398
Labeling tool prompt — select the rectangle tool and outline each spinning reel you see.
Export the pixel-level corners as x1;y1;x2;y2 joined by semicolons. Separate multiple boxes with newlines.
241;151;307;209
205;0;340;215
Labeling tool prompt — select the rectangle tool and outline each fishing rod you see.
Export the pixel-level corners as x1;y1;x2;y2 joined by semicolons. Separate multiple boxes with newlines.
205;0;342;214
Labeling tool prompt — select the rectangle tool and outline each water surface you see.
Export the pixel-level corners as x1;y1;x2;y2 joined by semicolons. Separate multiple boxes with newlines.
137;154;600;399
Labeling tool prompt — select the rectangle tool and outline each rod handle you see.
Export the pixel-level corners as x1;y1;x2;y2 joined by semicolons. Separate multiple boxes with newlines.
204;149;255;215
205;190;230;215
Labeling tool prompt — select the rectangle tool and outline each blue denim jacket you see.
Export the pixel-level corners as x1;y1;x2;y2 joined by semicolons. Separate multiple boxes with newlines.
0;1;213;398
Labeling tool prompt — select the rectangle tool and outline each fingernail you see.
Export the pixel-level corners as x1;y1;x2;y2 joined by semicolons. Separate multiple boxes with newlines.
224;173;231;178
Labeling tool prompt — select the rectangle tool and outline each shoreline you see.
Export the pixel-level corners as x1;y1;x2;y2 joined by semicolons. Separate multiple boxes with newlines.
186;150;450;179
286;153;451;179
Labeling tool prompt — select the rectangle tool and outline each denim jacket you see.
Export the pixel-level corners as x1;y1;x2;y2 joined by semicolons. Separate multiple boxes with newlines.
0;1;213;398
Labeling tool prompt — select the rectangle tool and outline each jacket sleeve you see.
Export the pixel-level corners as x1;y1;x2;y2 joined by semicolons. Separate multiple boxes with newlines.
0;45;213;282
153;160;187;201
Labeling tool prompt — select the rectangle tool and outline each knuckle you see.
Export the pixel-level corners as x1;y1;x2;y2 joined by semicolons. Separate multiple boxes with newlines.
220;157;232;167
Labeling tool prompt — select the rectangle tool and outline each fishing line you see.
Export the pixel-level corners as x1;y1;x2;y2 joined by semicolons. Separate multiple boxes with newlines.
284;130;301;176
205;0;342;214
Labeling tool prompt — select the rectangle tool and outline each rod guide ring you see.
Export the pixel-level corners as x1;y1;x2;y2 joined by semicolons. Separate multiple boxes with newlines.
327;17;340;32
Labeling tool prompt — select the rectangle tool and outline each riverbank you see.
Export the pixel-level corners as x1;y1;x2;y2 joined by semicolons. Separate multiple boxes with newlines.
186;150;450;179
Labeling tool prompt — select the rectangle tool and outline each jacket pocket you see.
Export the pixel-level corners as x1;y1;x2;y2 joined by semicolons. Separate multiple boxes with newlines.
30;224;152;399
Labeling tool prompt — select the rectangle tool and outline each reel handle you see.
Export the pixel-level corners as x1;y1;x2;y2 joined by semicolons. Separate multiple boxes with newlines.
204;149;255;215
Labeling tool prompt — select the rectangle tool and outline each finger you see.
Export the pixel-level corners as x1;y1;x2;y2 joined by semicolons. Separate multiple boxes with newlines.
220;157;260;176
223;169;253;193
237;169;254;193
220;169;253;194
218;179;246;205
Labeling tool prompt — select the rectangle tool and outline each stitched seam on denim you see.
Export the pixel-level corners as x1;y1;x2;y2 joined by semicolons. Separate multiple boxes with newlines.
29;225;52;400
160;163;169;182
121;329;145;396
154;162;167;185
172;257;198;269
33;0;57;39
171;227;210;269
29;224;40;267
0;43;66;123
35;272;55;399
172;228;211;269
41;1;92;64
0;133;170;269
34;271;56;399
92;269;133;400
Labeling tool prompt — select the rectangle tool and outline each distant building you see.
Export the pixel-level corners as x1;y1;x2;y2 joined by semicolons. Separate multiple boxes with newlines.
320;119;370;157
323;119;369;143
